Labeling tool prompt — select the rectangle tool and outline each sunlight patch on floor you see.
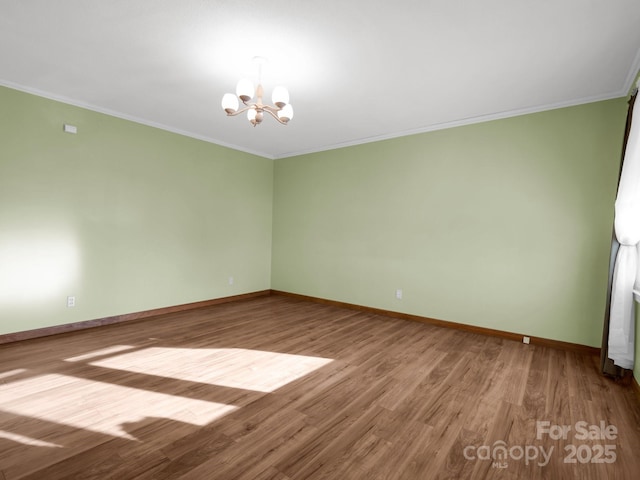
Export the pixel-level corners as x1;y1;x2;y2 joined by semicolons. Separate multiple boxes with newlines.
0;430;63;448
88;347;334;393
64;345;136;362
0;374;238;440
0;369;27;380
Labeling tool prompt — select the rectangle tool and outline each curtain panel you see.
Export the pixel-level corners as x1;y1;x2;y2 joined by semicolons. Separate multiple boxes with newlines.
608;90;640;370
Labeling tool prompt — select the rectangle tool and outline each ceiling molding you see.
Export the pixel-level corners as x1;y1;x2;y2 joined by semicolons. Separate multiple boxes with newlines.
0;79;275;160
272;91;629;160
2;78;629;162
623;47;640;95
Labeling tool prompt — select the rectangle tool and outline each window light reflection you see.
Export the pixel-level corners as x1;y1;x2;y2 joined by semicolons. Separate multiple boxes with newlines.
0;369;27;380
0;430;63;448
0;232;79;304
65;345;136;362
0;374;237;440
1;348;333;442
89;347;334;393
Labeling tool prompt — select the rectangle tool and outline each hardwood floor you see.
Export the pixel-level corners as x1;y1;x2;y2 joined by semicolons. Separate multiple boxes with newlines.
1;295;639;479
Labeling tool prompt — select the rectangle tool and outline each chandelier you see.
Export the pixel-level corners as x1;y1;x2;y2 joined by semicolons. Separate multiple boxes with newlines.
221;57;294;127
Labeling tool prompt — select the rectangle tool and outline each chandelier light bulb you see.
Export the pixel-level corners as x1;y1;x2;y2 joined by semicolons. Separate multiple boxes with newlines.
221;93;239;114
272;86;290;108
236;79;254;102
278;104;294;123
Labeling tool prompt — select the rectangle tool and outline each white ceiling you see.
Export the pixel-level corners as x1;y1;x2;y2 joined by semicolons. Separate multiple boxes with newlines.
1;0;640;159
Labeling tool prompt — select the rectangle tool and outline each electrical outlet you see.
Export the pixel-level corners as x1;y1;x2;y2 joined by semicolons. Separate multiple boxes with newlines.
395;289;403;300
67;296;76;308
523;336;530;344
228;276;234;285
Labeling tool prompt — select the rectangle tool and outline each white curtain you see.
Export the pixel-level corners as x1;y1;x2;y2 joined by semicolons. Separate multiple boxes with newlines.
609;95;640;369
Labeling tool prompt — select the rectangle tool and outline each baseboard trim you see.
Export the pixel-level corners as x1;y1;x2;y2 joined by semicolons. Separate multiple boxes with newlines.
633;376;640;402
0;290;271;345
270;290;601;356
0;288;602;356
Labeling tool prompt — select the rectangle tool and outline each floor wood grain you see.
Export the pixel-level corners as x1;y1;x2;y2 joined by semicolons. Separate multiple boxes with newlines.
1;295;639;479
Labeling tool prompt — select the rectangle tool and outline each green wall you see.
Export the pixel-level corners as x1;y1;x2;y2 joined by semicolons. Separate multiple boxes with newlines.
0;84;629;350
272;99;627;347
0;86;273;335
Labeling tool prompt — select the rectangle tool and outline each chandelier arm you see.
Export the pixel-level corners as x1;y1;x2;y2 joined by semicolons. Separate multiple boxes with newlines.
226;105;255;117
262;108;288;125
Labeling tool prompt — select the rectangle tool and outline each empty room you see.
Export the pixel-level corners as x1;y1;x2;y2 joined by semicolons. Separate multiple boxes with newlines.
2;1;640;479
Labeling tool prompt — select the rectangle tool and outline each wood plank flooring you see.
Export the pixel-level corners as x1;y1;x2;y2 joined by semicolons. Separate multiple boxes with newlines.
1;295;639;479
